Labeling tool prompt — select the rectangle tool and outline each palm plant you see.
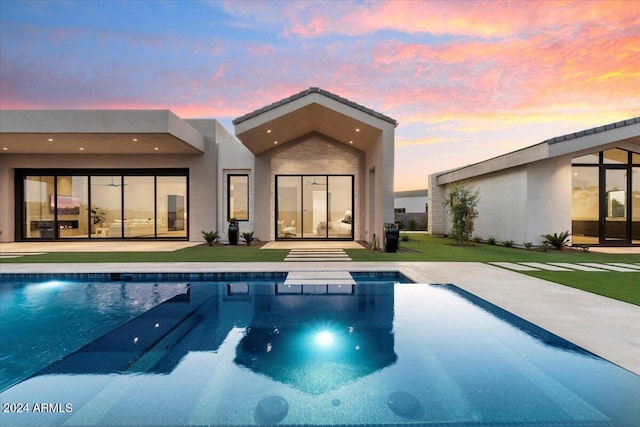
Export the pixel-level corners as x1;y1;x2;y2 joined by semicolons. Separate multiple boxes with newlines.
541;231;571;249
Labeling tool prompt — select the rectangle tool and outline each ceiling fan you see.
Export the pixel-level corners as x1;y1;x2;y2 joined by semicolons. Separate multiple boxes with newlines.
306;177;326;186
92;177;127;187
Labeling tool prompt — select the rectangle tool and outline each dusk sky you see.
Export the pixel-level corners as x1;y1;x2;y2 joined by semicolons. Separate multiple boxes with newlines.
1;0;639;190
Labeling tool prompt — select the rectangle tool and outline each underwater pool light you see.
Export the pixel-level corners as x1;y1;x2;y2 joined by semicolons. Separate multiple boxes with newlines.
315;330;335;347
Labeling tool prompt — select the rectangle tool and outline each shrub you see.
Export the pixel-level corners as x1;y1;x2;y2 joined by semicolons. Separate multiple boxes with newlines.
573;243;591;252
241;231;255;246
541;231;571;249
407;219;417;231
473;235;483;243
539;242;551;252
400;232;410;241
421;218;428;230
397;220;405;230
201;230;219;246
487;236;497;245
502;239;514;248
523;241;533;250
443;183;480;246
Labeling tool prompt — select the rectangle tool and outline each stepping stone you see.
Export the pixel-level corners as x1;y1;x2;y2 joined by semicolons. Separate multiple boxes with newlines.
579;263;639;272
489;262;540;271
607;263;640;270
284;248;352;262
548;263;609;272
520;262;574;271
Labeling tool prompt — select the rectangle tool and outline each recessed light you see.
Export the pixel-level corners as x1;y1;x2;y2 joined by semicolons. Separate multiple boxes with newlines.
154;147;159;151
79;147;85;151
48;138;54;142
355;128;360;132
267;130;272;133
274;141;278;144
133;138;138;142
2;147;7;151
349;140;353;144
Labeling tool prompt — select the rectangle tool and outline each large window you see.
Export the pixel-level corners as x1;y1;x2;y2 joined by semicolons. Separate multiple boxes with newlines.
276;175;353;240
17;170;188;240
572;148;639;245
228;175;249;221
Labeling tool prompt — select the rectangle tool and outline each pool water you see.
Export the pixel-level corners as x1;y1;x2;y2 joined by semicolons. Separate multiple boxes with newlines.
1;281;639;426
0;280;189;391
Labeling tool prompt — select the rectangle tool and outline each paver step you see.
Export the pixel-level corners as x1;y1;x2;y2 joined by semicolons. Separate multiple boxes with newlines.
490;262;640;273
284;248;352;262
284;270;355;286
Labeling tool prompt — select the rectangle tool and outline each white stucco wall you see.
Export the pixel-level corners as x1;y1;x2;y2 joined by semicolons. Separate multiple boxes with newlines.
215;123;255;242
437;157;572;245
524;156;572;244
443;166;528;243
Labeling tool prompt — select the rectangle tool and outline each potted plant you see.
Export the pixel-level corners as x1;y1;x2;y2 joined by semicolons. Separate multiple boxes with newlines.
228;218;239;245
201;230;219;246
241;231;255;246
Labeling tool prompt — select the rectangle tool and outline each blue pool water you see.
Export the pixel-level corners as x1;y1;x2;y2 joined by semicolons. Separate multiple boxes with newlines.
0;279;638;426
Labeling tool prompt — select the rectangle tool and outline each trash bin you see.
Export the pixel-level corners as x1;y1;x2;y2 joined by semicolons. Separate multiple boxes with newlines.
384;224;399;253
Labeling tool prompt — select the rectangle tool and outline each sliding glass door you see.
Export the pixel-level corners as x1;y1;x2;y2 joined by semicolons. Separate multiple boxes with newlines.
18;169;188;240
276;175;353;240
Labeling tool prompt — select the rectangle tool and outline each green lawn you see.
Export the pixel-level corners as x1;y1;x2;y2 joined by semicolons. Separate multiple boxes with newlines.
0;244;289;263
2;234;638;305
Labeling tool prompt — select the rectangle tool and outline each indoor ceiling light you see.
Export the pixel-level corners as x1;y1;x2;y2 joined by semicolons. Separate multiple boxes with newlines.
79;147;85;151
133;138;138;142
355;128;360;132
48;138;54;142
154;147;159;151
267;129;272;133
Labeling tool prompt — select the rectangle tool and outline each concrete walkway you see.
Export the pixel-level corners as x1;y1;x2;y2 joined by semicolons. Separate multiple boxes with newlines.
1;260;638;375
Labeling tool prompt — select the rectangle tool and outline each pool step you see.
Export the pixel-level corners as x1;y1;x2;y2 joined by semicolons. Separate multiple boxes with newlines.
35;290;210;376
284;248;352;262
284;270;356;285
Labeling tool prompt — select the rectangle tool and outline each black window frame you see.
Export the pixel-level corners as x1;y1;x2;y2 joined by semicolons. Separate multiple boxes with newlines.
227;174;249;222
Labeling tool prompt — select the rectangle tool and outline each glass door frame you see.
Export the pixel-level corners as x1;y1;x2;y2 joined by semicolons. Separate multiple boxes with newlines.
275;174;354;240
600;165;632;245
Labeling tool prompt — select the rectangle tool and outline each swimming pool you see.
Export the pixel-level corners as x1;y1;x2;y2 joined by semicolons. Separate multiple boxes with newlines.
1;279;638;426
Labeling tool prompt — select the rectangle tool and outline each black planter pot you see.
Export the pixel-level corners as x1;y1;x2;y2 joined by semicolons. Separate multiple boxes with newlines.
228;224;239;245
384;224;399;253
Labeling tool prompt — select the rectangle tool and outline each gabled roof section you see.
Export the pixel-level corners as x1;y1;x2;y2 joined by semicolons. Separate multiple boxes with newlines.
544;117;640;144
233;87;398;127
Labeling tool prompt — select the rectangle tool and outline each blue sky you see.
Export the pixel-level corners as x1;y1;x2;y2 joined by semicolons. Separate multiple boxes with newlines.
1;0;639;190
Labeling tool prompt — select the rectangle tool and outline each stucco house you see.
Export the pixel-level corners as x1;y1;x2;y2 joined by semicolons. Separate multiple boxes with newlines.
428;118;640;247
0;88;397;244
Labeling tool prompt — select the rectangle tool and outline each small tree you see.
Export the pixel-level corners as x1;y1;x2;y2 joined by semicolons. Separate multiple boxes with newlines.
443;183;480;246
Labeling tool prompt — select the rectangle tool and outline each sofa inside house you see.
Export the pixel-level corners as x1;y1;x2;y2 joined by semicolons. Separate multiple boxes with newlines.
108;218;168;237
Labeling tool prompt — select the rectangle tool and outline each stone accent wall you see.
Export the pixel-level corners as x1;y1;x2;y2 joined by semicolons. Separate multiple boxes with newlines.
427;174;446;235
270;137;360;240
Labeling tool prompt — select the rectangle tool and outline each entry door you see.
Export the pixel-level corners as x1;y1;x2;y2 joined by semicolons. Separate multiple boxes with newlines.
601;168;629;244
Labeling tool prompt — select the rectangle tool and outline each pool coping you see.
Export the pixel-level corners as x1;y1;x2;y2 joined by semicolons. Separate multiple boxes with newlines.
1;261;639;376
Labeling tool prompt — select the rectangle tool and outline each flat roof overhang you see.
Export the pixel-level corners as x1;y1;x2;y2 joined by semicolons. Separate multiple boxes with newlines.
0;110;205;154
233;90;396;155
